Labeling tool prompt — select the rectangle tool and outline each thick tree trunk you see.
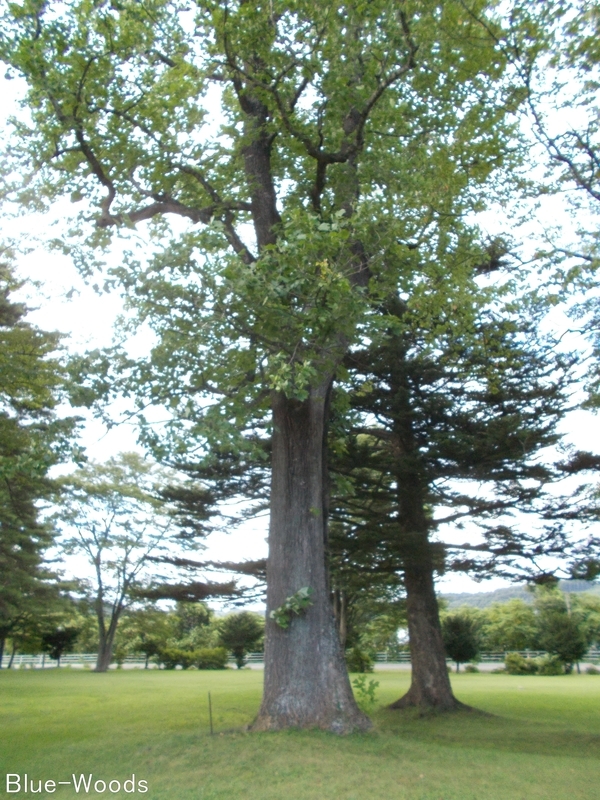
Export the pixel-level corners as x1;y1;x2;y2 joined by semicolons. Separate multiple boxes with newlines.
253;386;370;733
390;557;462;711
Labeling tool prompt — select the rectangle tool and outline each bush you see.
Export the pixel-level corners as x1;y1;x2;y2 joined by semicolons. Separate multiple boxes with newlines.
586;666;600;675
158;643;228;670
464;664;480;673
196;647;228;670
505;652;565;675
537;655;564;675
158;647;198;670
505;652;538;675
345;647;374;673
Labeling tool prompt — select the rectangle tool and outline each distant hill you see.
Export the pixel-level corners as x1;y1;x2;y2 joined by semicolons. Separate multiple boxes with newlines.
441;580;600;609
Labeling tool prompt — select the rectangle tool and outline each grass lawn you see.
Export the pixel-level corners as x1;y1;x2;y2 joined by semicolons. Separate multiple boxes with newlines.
1;668;599;799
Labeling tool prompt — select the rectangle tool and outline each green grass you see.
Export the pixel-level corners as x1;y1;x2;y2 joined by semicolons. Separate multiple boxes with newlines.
1;668;600;799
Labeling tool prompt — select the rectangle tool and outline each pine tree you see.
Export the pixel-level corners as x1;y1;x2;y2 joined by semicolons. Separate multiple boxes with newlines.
329;289;571;709
0;259;77;666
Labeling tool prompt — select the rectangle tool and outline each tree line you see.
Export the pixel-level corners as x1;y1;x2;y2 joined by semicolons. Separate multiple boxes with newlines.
2;599;264;672
1;0;600;732
440;590;600;674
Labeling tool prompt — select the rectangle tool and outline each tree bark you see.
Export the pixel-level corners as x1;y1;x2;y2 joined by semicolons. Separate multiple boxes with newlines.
95;635;116;672
332;589;348;649
94;610;120;673
390;555;463;711
386;341;464;712
252;385;370;733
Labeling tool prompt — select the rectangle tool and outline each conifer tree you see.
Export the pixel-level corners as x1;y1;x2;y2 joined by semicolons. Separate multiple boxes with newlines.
331;289;571;709
0;258;77;666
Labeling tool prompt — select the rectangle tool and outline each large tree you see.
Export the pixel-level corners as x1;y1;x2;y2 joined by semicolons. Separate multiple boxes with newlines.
1;0;525;730
329;289;572;709
0;257;77;666
148;272;573;711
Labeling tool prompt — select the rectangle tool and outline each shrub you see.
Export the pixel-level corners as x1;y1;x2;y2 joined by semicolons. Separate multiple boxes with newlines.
537;655;564;675
505;652;538;675
586;666;600;675
464;664;480;673
158;647;198;670
352;675;379;709
196;647;228;670
345;647;374;673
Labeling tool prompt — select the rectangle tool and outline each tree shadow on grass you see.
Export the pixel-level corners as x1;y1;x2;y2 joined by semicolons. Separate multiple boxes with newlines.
373;706;600;760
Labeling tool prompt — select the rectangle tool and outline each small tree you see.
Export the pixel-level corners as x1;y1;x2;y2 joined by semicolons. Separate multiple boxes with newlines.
116;608;175;669
55;454;177;672
40;626;80;667
442;613;480;673
480;600;539;653
218;612;264;669
572;594;600;649
535;590;588;673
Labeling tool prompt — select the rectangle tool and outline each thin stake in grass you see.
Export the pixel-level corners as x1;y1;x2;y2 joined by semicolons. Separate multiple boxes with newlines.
208;692;214;736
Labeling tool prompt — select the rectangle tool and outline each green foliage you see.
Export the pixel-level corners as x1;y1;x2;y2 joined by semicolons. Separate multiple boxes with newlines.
0;260;78;638
158;645;227;670
217;612;264;669
345;647;375;674
504;652;540;675
571;593;600;647
196;647;228;671
537;655;565;676
54;453;180;667
157;647;198;671
442;613;481;671
351;675;379;710
0;0;529;464
480;600;539;652
169;602;224;651
113;607;176;665
175;602;213;638
535;589;588;670
504;652;564;676
269;587;314;630
464;664;480;674
40;627;80;664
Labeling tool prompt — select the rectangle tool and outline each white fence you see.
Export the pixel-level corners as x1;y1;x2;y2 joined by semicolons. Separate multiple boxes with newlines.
2;649;600;669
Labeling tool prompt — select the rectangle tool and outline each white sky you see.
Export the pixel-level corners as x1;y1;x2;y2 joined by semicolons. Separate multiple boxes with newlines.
2;62;600;602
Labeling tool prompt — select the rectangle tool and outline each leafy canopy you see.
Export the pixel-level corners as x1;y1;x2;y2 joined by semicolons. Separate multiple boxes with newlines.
0;0;525;461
